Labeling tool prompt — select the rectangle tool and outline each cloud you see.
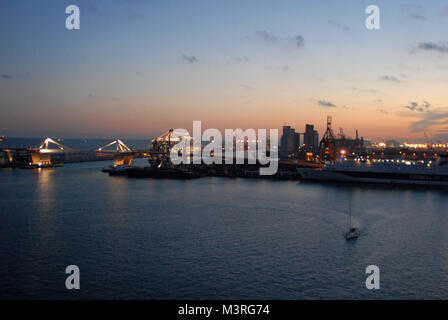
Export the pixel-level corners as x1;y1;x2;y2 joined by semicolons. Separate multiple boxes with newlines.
396;101;448;132
380;75;400;82
254;31;305;49
255;30;279;42
377;109;389;114
408;109;448;132
352;87;379;94
317;99;336;108
1;74;12;79
403;101;431;112
404;101;419;111
409;13;427;20
422;100;431;109
293;35;305;48
240;84;254;91
328;20;351;31
403;5;428;21
416;42;448;54
182;55;198;64
234;56;249;64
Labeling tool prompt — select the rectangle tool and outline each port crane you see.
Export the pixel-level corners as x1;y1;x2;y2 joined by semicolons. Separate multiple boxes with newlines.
38;138;72;152
319;116;336;164
96;139;132;152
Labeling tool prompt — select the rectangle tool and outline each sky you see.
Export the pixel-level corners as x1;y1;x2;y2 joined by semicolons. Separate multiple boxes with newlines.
1;0;448;141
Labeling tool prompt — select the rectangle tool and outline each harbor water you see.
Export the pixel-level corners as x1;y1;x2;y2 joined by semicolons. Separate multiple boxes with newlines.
1;160;448;299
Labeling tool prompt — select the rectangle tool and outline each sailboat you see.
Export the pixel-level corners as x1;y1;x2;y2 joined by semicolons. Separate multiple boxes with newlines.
345;193;359;240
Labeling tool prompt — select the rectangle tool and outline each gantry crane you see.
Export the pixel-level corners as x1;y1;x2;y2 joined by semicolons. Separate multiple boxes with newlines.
319;116;336;164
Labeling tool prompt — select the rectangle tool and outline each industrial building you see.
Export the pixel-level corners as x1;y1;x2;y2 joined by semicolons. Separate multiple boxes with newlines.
279;126;300;159
303;124;319;151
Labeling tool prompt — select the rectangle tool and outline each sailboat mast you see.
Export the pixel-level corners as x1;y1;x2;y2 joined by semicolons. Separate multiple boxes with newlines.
348;192;352;229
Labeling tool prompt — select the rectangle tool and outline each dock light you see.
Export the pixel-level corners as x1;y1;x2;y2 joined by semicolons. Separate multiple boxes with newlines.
340;149;346;155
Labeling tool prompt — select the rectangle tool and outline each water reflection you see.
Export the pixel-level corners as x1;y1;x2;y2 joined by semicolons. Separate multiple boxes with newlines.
1;162;448;299
36;168;56;215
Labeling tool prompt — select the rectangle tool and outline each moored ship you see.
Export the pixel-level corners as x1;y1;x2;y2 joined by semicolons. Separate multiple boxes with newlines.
102;164;200;179
298;154;448;186
102;164;132;176
126;166;200;179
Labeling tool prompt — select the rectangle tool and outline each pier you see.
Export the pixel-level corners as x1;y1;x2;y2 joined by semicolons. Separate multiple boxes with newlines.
0;137;168;169
0;133;319;180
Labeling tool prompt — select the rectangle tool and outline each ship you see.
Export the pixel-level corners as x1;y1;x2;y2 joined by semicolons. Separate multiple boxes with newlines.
125;166;200;179
298;154;448;186
102;164;200;179
102;164;132;176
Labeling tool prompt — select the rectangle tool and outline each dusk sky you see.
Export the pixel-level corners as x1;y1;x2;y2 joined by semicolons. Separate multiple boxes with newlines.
1;0;448;141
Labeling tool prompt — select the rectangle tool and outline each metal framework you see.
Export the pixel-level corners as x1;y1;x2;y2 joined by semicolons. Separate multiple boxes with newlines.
319;116;336;164
149;129;193;168
38;138;71;152
151;129;175;152
97;139;132;152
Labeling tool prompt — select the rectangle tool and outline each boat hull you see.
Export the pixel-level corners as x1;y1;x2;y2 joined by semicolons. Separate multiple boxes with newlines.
298;168;448;186
102;166;130;176
345;230;360;240
19;163;63;169
126;167;200;179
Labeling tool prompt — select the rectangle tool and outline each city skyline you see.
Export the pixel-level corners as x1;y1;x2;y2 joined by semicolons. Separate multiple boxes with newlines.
1;1;448;141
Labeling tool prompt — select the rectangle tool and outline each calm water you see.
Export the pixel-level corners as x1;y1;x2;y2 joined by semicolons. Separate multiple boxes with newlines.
1;161;448;299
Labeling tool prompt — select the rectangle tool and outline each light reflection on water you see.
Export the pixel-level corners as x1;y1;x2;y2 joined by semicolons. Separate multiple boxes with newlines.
1;161;448;299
